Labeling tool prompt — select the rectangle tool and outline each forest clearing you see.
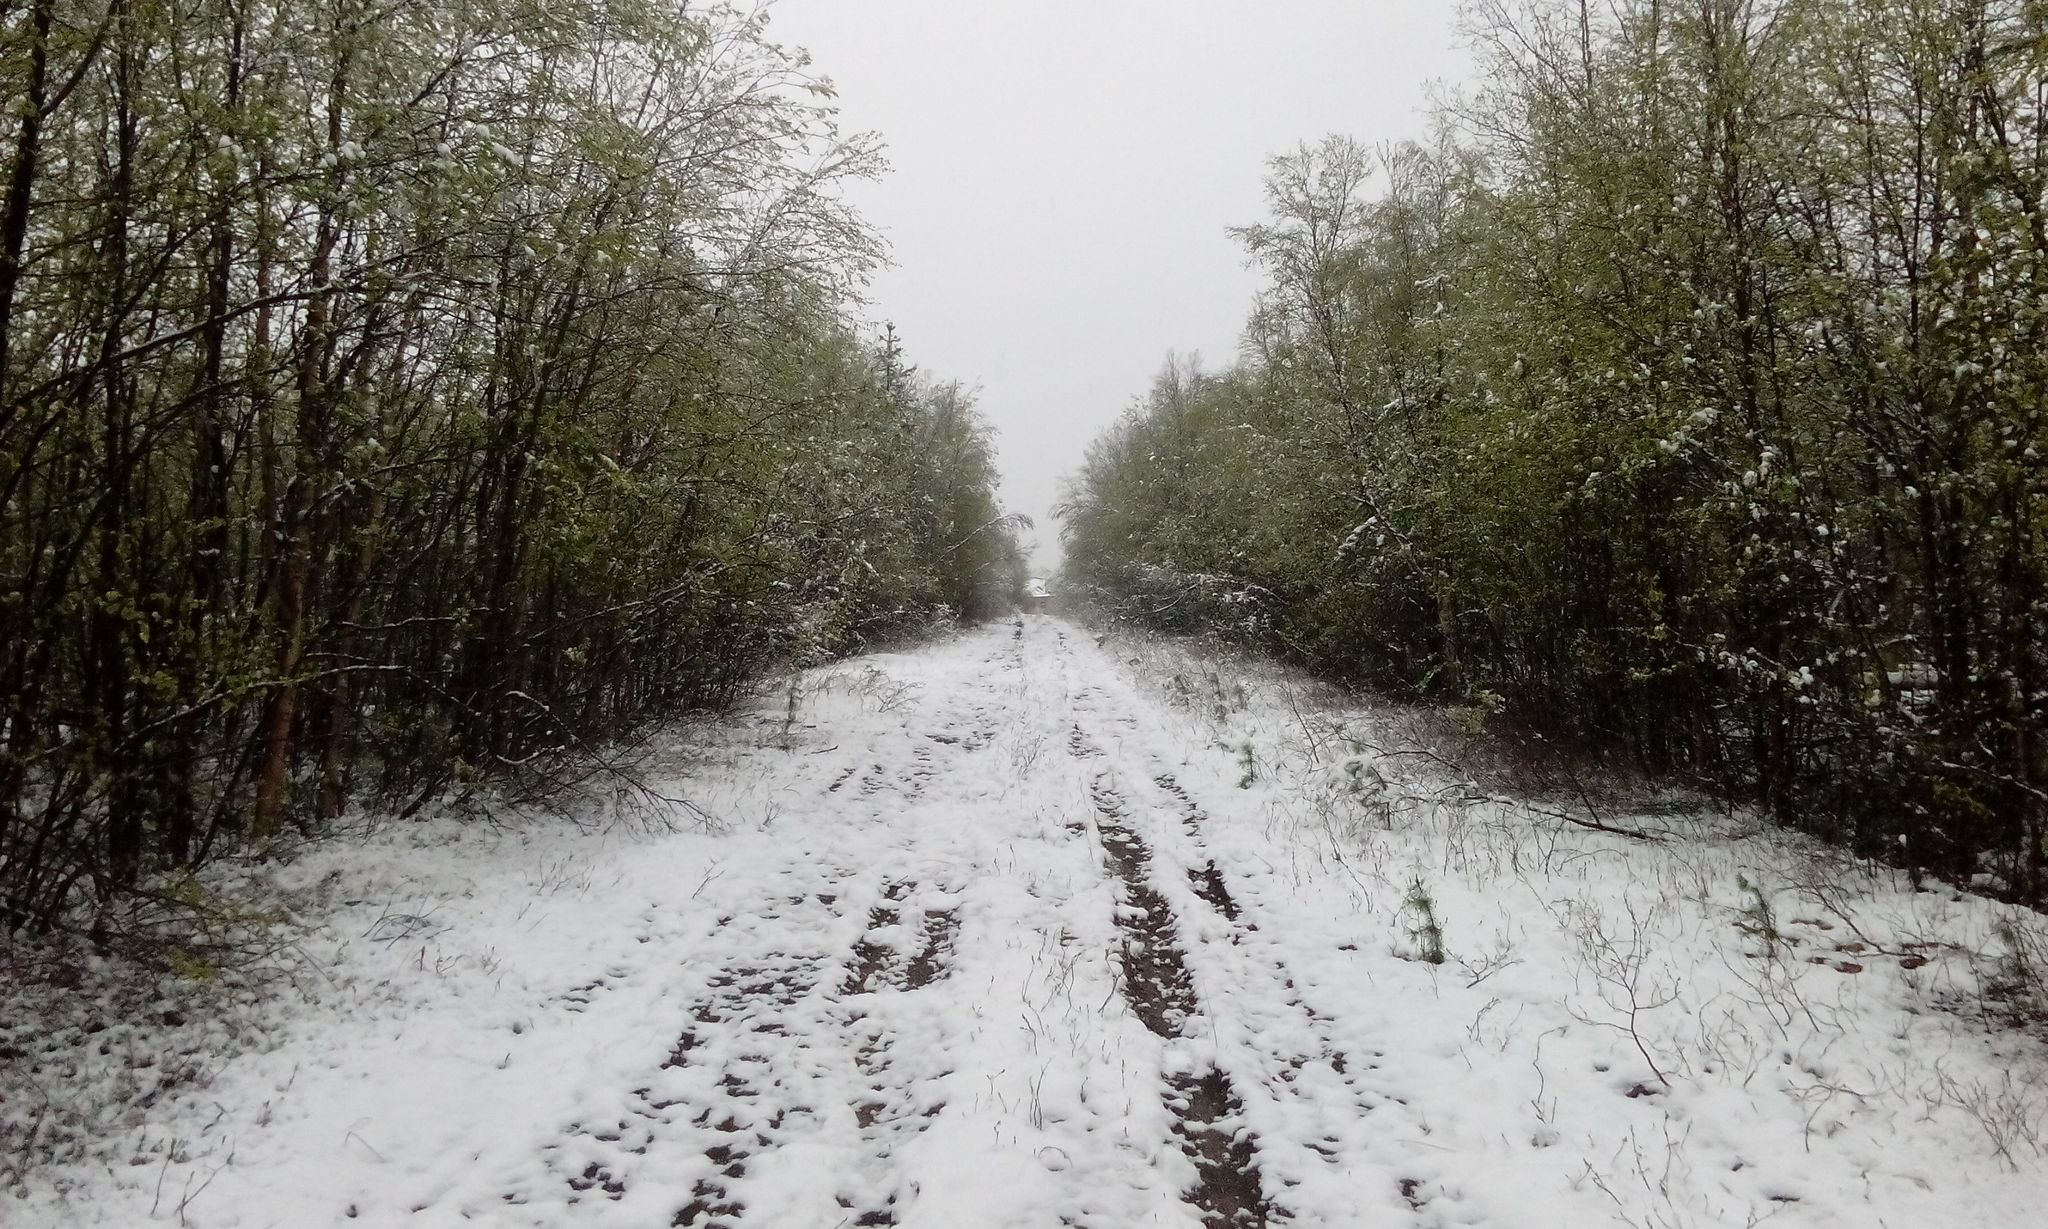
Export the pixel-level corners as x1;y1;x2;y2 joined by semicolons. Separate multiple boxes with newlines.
8;617;2044;1227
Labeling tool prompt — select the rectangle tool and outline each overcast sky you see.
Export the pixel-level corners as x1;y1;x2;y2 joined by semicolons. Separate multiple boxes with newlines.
768;1;1472;574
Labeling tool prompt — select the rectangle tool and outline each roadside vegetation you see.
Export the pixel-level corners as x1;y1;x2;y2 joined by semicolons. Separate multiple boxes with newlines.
1108;623;2048;1191
0;0;1024;942
1059;0;2048;906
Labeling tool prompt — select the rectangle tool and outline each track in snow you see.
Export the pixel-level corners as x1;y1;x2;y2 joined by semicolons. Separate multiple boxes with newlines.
38;614;2039;1229
1086;771;1274;1227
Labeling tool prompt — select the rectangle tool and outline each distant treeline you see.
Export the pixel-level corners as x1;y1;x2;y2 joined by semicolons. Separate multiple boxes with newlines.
0;1;1022;933
1060;0;2048;903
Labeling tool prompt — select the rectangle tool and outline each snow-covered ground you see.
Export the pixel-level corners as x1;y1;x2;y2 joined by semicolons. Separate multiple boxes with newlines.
6;615;2047;1227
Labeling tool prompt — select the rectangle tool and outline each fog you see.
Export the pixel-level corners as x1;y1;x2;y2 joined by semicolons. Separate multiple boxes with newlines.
769;0;1471;572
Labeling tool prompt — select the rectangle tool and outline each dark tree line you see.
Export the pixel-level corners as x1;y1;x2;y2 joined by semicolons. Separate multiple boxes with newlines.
1061;0;2048;904
0;0;1023;934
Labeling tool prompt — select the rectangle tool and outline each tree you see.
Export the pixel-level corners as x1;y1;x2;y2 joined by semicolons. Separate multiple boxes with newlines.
1062;0;2048;904
0;0;1014;936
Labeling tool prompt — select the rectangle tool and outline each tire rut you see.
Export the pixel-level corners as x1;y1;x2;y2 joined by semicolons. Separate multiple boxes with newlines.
839;881;959;1227
666;945;832;1228
521;873;963;1228
1086;772;1275;1229
1145;769;1385;1186
1152;771;1208;838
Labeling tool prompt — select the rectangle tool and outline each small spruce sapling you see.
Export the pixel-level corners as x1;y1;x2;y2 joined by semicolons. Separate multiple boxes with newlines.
1404;878;1447;964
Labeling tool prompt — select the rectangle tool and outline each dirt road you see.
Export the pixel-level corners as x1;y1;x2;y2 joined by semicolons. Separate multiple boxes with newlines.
22;616;2045;1228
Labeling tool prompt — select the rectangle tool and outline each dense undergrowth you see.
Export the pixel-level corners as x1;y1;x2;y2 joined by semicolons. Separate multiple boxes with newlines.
0;0;1025;938
1059;0;2048;905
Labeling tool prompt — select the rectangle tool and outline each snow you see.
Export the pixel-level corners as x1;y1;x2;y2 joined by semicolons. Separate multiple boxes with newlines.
7;616;2046;1226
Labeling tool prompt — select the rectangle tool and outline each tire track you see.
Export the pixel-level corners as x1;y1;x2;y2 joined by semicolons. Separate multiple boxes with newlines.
1135;767;1396;1202
1054;633;1275;1223
1152;771;1248;927
1082;770;1275;1229
515;870;966;1227
516;935;834;1221
667;945;829;1229
835;882;962;1227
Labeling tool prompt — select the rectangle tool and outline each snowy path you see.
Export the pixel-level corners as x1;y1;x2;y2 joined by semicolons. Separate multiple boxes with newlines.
490;616;1316;1228
17;616;2048;1227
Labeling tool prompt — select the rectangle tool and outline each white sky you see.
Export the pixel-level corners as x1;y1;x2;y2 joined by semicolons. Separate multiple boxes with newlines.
768;1;1472;573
